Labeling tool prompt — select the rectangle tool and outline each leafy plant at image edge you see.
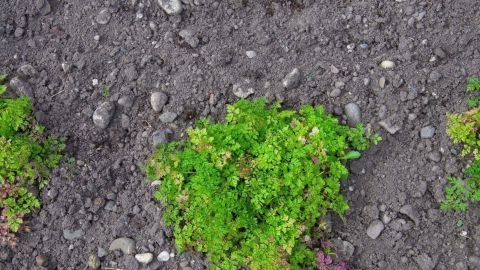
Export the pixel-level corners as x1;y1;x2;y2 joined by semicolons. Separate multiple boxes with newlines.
146;98;380;269
0;77;64;245
441;78;480;211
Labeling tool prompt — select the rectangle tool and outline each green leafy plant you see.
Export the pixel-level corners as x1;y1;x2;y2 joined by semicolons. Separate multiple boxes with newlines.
101;87;110;98
146;98;379;269
0;77;64;246
442;78;480;211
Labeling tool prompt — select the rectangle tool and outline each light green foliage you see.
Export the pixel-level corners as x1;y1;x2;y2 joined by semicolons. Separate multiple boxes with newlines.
146;99;379;269
102;87;110;98
442;78;480;211
0;78;64;244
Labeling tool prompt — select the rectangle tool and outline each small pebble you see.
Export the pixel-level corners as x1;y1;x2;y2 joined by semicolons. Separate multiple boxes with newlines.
135;253;154;264
35;255;48;267
246;50;257;58
380;60;396;69
420;126;435;139
344;103;361;127
282;68;301;90
366;220;385;239
157;251;170;262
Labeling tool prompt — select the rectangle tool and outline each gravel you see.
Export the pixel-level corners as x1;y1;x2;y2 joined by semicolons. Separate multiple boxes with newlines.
159;111;178;123
282;68;301;90
366;220;385;239
150;92;168;112
109;237;136;255
420;126;435;139
158;0;182;15
179;29;199;48
87;254;101;270
96;9;111;25
157;251;170;262
344;103;362;127
63;229;84;241
380;60;396;69
92;102;115;129
135;253;154;264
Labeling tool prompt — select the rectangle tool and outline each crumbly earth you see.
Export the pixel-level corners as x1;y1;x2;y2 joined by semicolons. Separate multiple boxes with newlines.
1;0;479;269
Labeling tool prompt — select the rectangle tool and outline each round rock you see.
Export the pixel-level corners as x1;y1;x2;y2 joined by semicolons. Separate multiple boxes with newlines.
380;60;396;69
96;9;111;25
158;0;182;15
150;92;168;112
35;255;48;267
157;251;170;262
135;253;154;264
344;103;361;127
93;102;115;129
87;254;101;270
109;237;136;255
282;68;301;90
366;220;385;239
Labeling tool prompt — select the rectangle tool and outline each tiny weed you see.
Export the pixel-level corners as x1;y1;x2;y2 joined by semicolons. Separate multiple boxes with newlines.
102;87;110;98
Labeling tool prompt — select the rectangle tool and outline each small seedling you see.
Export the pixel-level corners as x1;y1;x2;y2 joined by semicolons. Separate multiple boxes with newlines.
102;87;110;98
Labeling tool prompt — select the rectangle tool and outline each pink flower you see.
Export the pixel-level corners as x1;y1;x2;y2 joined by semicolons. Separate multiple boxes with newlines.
333;262;348;270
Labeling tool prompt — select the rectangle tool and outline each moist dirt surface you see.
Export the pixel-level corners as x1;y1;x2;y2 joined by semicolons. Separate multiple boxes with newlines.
1;0;480;269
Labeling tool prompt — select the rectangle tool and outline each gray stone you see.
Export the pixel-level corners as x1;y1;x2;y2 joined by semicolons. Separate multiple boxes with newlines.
399;205;420;225
420;126;435;139
232;83;254;98
150;92;168;112
96;9;111;25
379;120;401;134
135;253;154;264
246;51;257;58
344;103;361;127
118;96;134;108
332;239;355;261
366;220;384;239
414;253;436;270
157;251;170;262
152;129;174;148
282;68;301;90
14;27;24;37
87;254;101;270
429;71;442;82
120;114;130;128
124;64;138;81
329;88;342;97
362;205;379;220
434;47;446;59
179;29;199;48
159;112;177;123
93;102;115;129
427;151;442;162
17;64;37;79
97;247;107;258
9;77;33;98
158;0;182;15
63;229;84;240
109;237;136;255
38;0;51;15
104;201;116;211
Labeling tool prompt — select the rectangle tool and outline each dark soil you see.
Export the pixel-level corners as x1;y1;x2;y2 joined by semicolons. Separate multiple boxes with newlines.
1;0;480;269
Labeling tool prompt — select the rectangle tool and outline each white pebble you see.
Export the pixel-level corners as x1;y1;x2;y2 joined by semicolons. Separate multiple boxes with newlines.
92;79;99;86
380;60;395;69
246;50;257;58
